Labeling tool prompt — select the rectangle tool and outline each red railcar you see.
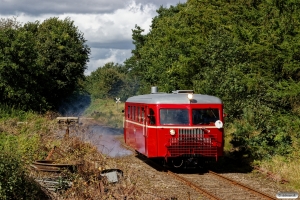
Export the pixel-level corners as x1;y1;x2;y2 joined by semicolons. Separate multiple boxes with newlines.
123;87;224;168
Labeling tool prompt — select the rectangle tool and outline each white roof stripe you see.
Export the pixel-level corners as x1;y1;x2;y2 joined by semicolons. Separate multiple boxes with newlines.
126;93;222;104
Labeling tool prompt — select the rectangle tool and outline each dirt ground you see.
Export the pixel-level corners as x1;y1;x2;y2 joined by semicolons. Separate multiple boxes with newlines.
40;120;296;200
93;131;294;200
98;144;295;200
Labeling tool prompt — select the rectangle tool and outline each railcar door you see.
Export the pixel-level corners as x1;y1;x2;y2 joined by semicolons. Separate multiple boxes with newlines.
133;105;146;155
141;106;147;155
145;107;157;157
126;105;135;149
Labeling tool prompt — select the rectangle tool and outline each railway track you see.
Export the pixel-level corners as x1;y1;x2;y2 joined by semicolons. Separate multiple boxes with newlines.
129;145;278;200
136;154;277;200
208;170;276;199
168;170;277;200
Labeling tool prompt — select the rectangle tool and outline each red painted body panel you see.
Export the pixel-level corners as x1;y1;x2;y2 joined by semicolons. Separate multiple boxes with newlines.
124;93;224;161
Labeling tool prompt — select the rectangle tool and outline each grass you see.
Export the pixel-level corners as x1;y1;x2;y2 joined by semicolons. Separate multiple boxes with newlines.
85;99;300;193
83;98;124;128
0;110;55;199
224;121;300;193
0;106;107;198
1;100;300;198
224;123;235;152
258;155;300;193
0;101;141;199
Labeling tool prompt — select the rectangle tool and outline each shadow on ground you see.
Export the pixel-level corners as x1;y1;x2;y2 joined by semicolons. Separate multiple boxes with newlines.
206;151;254;174
134;150;255;175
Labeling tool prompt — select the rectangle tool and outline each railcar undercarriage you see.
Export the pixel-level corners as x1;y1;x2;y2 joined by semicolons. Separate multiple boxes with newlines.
163;155;218;169
165;133;219;168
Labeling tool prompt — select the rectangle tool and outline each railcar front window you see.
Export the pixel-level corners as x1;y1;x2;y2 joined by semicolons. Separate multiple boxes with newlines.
192;109;220;125
160;109;189;125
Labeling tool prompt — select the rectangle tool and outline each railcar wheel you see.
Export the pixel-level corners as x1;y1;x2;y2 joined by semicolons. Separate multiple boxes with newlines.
172;159;184;168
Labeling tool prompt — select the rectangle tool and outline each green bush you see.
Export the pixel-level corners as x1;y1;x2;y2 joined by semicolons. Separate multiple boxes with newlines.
0;151;49;200
0;110;49;199
230;107;294;159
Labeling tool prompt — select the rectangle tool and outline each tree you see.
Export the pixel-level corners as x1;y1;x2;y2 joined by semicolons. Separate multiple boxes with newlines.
0;17;90;111
0;16;22;30
124;0;300;158
0;22;44;110
85;62;126;100
35;17;90;109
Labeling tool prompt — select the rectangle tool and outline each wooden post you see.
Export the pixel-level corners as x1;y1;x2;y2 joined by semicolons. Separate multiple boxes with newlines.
65;126;69;138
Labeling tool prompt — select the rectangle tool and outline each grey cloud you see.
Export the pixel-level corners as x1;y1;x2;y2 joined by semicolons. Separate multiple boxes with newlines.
0;0;128;15
89;48;110;59
87;48;132;73
136;0;184;7
87;41;134;50
88;48;131;61
0;0;185;16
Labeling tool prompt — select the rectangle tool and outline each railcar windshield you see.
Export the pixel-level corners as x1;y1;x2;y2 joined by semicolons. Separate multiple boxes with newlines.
160;109;189;125
192;109;220;125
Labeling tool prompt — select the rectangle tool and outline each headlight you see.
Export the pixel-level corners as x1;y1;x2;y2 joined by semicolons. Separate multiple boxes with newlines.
170;129;176;136
215;120;223;129
187;93;193;100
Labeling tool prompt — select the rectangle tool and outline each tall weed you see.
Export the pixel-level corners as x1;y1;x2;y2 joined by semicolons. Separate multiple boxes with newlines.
0;151;49;199
259;155;300;192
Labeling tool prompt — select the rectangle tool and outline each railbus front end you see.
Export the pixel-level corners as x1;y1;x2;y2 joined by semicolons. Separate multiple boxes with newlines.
124;87;224;168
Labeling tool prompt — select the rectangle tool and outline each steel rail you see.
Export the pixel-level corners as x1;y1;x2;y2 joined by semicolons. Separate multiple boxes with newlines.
208;170;277;200
134;153;221;200
167;170;222;200
129;146;277;200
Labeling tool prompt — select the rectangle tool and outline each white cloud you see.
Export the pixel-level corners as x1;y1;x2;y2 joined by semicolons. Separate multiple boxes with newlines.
87;48;132;75
65;1;156;42
0;0;187;75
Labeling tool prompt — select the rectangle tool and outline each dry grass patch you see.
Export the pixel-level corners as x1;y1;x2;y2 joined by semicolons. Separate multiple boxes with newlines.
0;110;144;199
26;118;146;199
259;155;300;193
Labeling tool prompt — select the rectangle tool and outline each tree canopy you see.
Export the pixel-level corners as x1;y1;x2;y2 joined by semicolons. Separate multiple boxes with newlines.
0;17;90;111
85;62;139;101
122;0;300;158
2;1;300;159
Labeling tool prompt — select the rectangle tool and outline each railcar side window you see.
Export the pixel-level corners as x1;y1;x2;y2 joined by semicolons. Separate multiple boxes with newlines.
192;109;220;125
133;106;136;121
127;106;131;119
141;107;145;123
149;108;155;125
137;107;140;122
160;109;189;125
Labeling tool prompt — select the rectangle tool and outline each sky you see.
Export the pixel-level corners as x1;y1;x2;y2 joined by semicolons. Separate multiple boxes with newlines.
0;0;187;75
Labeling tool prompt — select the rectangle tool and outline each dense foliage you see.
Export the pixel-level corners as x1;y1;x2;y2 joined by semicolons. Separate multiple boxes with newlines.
0;151;49;200
0;107;51;199
1;2;299;196
0;17;90;112
1;0;300;161
85;62;139;101
121;0;300;158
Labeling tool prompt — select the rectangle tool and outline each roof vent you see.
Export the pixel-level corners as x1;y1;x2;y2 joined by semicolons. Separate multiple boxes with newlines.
151;86;158;94
172;90;194;94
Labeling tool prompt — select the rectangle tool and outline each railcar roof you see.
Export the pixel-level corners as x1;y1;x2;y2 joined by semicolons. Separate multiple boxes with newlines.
126;93;222;104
